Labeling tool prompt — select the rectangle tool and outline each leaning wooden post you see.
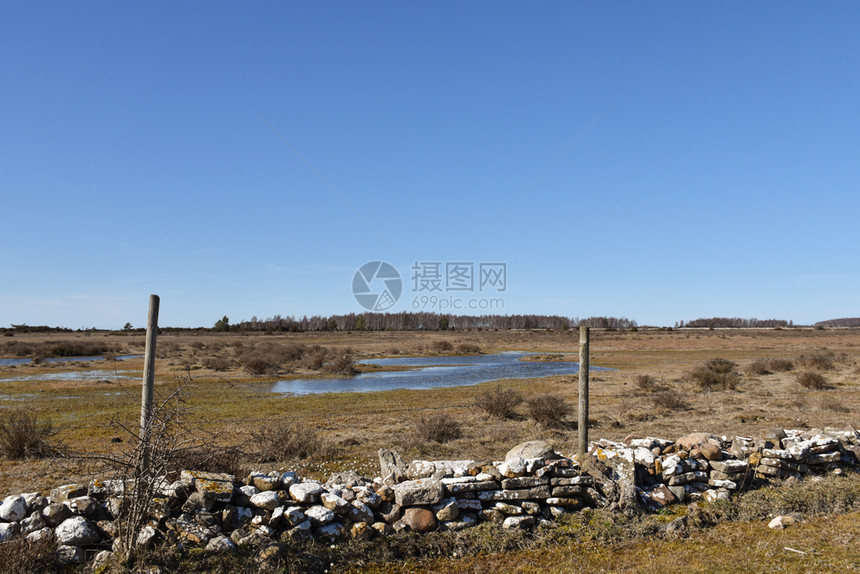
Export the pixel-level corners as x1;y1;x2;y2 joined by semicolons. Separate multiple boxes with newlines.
578;326;590;457
140;294;160;476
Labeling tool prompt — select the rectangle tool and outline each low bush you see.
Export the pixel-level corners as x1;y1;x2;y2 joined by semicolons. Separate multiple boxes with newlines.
0;409;61;459
767;358;794;372
797;355;834;370
797;371;828;390
745;359;771;376
650;391;689;411
456;342;482;354
635;374;659;392
525;394;571;427
168;444;245;478
202;356;232;371
412;412;462;443
474;386;523;418
252;423;332;462
324;354;356;375
302;350;326;370
689;358;740;391
431;340;454;353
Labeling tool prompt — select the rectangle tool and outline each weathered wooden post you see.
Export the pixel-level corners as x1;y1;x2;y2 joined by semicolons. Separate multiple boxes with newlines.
578;325;590;456
140;294;159;475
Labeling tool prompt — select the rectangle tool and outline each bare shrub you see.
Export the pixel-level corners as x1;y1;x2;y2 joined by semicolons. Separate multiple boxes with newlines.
431;340;454;353
768;358;794;372
302;350;326;370
238;344;284;375
474;386;523;419
650;391;689;411
745;359;771;376
456;342;482;354
797;355;834;370
323;353;356;375
0;409;61;459
168;444;245;478
202;356;232;371
253;423;332;462
689;358;740;391
412;412;462;443
635;374;659;392
797;371;828;390
0;535;58;573
525;394;571;427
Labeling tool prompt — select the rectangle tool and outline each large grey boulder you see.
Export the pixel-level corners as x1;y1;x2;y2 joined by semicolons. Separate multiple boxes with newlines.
249;490;284;511
50;484;87;503
55;516;101;546
305;505;336;526
505;440;559;461
378;449;408;484
205;534;237;554
0;494;27;522
56;545;86;565
393;479;444;506
0;522;19;542
289;482;323;504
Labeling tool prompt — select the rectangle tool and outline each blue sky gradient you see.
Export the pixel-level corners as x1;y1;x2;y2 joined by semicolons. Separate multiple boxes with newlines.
2;2;858;328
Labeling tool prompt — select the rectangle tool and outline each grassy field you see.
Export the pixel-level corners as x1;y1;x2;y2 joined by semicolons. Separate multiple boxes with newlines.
1;327;859;572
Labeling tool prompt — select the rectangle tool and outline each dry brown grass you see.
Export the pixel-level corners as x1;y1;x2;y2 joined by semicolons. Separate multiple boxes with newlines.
2;327;860;496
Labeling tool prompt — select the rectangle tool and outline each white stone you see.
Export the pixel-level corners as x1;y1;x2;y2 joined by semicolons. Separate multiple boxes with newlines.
633;447;655;465
56;544;86;565
280;472;299;488
205;534;236;554
502;515;534;529
321;492;350;513
497;458;526;478
250;491;282;511
0;494;27;522
769;515;796;529
0;522;19;542
289;482;323;503
316;522;344;541
284;506;306;527
55;516;101;546
305;505;335;525
239;485;259;498
701;489;731;503
26;527;52;543
346;500;375;524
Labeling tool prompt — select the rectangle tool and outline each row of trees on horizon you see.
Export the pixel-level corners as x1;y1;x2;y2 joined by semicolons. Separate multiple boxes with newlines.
6;315;860;334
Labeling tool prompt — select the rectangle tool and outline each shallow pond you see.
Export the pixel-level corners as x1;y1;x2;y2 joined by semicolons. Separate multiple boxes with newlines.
0;370;136;383
270;352;611;395
0;354;142;367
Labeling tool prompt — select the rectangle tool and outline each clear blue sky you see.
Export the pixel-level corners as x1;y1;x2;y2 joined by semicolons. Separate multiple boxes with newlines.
2;2;858;329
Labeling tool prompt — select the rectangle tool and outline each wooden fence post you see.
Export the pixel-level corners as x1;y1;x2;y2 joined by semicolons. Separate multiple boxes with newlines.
578;326;590;457
140;294;159;474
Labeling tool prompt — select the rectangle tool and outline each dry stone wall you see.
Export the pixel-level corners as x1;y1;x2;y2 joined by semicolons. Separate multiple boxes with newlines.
1;427;858;567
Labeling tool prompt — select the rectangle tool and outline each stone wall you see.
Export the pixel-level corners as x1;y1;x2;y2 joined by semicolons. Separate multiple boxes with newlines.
1;426;858;567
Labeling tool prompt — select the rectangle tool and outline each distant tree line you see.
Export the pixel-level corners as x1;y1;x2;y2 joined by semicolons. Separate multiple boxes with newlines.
219;313;638;332
814;318;860;328
678;317;793;329
2;324;73;334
